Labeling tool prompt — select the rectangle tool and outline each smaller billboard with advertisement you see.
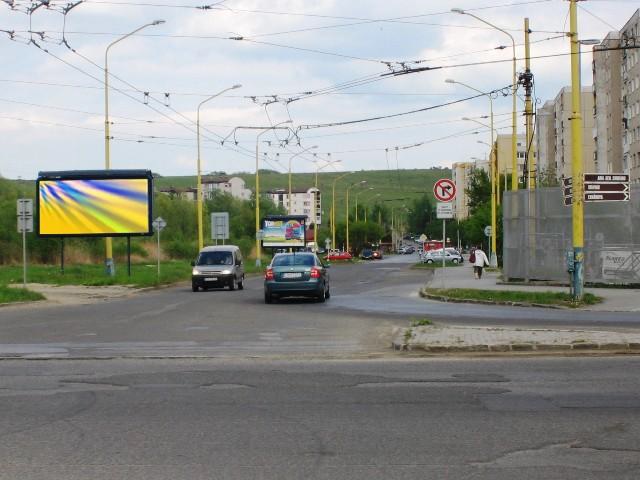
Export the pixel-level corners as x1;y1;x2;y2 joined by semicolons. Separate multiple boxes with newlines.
262;215;307;248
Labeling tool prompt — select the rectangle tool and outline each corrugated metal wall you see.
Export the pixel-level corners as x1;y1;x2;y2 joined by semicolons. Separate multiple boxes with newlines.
503;185;640;284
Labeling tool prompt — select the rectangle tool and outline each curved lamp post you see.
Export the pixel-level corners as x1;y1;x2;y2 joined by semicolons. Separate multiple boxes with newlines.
355;187;374;222
331;171;353;250
345;180;367;253
196;84;242;250
313;159;341;252
451;8;518;191
288;145;318;214
104;19;165;276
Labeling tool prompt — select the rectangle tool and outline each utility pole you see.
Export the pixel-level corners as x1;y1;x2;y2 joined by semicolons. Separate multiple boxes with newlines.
569;0;584;301
522;18;535;190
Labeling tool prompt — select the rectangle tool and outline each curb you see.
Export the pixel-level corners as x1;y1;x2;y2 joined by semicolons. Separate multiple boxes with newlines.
392;341;640;354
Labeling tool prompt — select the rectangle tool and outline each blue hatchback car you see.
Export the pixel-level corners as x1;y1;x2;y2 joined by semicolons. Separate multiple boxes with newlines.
264;253;330;303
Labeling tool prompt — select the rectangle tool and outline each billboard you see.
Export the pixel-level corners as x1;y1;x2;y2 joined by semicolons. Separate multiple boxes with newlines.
37;170;153;237
262;215;306;248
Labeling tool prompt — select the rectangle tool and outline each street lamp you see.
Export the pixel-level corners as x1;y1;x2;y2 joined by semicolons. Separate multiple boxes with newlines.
103;19;165;276
451;77;498;267
196;84;242;250
345;181;367;253
288;145;318;214
355;187;374;222
451;8;518;191
313;158;342;251
366;193;381;223
255;121;292;266
331;171;353;250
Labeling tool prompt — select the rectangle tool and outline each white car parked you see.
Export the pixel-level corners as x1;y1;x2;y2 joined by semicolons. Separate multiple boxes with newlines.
421;248;463;264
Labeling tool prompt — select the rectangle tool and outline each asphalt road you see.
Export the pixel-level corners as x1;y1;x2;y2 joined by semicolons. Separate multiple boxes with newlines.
1;256;640;359
1;357;639;479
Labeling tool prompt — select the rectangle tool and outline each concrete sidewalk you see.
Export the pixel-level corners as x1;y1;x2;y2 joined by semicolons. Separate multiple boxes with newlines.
392;261;640;354
427;262;640;312
392;324;640;354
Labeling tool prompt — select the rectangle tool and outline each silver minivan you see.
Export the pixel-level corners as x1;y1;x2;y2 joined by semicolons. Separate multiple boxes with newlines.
191;245;245;291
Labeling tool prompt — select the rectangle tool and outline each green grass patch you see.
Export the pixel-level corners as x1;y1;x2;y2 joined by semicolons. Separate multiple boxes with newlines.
0;262;191;288
425;288;601;307
0;285;45;304
410;317;433;327
412;261;463;269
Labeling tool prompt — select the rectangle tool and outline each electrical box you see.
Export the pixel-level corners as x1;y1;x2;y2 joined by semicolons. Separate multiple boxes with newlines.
566;250;575;273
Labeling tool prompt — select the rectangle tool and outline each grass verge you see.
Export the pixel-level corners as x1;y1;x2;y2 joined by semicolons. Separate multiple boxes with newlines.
0;262;191;288
0;285;45;304
424;288;601;307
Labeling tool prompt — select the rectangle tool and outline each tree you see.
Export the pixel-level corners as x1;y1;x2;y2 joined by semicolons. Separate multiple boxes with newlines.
465;168;491;214
406;194;434;235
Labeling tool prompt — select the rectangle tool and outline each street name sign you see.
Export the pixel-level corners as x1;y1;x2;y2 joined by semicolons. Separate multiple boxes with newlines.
436;202;454;219
433;179;456;202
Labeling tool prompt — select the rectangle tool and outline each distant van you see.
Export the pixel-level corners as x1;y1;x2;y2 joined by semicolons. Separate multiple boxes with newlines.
191;245;245;292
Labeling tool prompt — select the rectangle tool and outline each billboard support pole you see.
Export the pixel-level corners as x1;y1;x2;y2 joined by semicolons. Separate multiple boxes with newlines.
60;238;64;274
127;236;131;277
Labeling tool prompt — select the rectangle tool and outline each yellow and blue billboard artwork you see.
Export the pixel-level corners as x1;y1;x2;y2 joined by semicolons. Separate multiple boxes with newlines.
263;218;305;247
38;178;151;235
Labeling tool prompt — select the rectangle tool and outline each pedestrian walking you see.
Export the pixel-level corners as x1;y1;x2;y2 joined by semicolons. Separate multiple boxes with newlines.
473;247;489;279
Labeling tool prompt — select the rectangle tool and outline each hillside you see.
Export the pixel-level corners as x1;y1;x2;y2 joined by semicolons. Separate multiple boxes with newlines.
156;168;451;223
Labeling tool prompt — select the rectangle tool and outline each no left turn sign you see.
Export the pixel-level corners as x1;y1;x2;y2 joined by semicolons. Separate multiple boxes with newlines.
433;178;456;202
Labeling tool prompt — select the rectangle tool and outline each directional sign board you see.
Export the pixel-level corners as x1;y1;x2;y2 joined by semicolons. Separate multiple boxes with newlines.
433;179;456;202
436;202;454;219
484;225;492;237
562;174;629;205
584;173;629;202
562;177;573;206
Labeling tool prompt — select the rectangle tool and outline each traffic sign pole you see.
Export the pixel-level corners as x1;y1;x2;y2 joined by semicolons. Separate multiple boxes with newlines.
153;217;167;281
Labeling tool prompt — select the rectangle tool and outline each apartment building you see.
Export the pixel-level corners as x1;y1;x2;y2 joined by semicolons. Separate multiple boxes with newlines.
201;175;252;201
593;32;624;174
592;9;640;183
266;187;322;227
536;100;557;181
493;133;528;181
451;162;475;220
534;86;595;181
621;10;640;182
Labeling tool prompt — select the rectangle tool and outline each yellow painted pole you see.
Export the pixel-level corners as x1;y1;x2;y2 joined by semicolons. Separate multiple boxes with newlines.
103;20;164;276
331;171;352;250
195;85;241;251
524;18;535;190
569;0;584;300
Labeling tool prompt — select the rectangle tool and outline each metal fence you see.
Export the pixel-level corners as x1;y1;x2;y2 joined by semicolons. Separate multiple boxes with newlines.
503;185;640;284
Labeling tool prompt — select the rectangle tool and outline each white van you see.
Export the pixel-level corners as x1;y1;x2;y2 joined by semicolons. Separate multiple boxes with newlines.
191;245;245;292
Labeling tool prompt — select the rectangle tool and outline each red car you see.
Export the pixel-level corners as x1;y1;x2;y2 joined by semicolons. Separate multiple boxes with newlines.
325;249;352;261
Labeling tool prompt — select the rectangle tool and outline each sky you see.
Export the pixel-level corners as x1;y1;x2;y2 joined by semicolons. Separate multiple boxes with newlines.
1;0;638;180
